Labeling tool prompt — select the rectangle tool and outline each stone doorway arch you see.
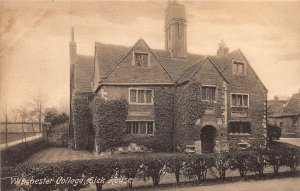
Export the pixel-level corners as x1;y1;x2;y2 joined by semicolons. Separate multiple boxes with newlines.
200;125;217;153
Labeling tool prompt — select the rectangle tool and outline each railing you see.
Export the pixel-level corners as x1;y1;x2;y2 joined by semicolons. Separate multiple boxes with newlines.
0;122;50;150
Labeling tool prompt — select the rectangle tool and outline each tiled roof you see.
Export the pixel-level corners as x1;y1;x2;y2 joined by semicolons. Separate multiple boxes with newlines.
95;42;130;78
74;42;238;93
281;93;300;116
210;50;238;71
177;59;205;83
268;100;286;117
152;49;205;80
74;54;94;93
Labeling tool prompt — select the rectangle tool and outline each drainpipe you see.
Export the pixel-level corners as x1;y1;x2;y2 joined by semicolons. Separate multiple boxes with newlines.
172;83;177;152
265;91;269;150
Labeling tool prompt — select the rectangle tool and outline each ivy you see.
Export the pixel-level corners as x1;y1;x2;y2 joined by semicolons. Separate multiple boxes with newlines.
72;95;94;150
175;82;207;148
91;95;128;152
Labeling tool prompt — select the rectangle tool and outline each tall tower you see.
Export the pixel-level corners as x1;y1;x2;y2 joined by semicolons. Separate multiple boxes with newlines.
165;1;187;59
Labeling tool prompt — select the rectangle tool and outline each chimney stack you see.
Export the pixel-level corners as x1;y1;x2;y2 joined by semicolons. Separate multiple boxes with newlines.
217;40;229;56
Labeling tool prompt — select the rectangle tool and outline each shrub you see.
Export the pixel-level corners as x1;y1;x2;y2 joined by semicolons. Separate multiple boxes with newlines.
282;148;300;172
44;107;69;127
182;154;214;182
3;148;300;191
230;151;252;177
211;153;231;179
0;138;47;167
137;157;168;186
119;158;142;188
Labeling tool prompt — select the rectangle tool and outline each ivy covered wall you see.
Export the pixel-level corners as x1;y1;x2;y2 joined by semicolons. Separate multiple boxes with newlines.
72;94;94;150
91;96;128;152
98;85;174;151
175;82;206;149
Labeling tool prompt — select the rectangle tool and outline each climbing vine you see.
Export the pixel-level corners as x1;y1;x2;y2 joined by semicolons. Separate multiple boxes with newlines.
91;95;128;152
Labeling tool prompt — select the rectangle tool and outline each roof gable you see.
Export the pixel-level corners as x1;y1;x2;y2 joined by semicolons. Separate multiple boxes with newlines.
268;100;286;116
102;39;174;84
178;57;229;84
220;49;267;92
210;50;238;72
281;93;300;116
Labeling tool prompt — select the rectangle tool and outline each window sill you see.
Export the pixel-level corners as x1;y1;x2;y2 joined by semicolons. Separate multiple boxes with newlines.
231;106;249;108
228;133;251;136
126;134;155;137
129;103;154;106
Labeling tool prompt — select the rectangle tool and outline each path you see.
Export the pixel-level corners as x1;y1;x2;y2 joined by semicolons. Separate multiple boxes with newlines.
0;133;43;150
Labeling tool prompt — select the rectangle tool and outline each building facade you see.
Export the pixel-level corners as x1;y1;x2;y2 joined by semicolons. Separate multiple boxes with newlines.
70;1;267;153
269;92;300;137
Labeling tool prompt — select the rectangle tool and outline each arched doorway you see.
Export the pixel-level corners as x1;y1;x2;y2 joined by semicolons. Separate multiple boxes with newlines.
200;125;216;153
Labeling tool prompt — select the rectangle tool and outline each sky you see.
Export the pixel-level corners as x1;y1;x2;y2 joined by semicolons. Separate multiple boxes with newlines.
0;0;299;119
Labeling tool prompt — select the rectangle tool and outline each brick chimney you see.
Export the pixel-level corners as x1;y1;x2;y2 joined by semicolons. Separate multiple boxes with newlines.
217;40;229;56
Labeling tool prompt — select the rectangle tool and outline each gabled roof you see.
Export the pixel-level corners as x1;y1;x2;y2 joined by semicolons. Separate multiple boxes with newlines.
268;99;287;117
95;42;130;78
177;57;229;84
281;92;300;116
74;40;265;93
74;54;94;93
102;39;173;82
210;50;238;71
152;49;205;81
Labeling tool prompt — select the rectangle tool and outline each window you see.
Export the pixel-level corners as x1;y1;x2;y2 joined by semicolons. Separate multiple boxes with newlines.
129;89;153;104
202;86;216;101
231;93;249;107
126;122;154;135
233;61;245;75
228;121;251;134
134;53;148;67
177;23;181;38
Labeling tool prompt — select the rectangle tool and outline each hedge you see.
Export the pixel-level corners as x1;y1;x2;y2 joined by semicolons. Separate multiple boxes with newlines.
1;148;299;191
0;138;47;167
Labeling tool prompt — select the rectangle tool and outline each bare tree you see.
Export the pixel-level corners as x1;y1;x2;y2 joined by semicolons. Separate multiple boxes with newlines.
17;106;29;123
10;108;20;122
27;89;48;131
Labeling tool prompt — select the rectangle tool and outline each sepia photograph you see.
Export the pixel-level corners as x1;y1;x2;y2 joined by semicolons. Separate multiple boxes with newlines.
0;0;299;190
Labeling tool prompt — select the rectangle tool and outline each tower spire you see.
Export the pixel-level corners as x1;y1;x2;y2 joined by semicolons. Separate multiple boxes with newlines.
71;27;74;42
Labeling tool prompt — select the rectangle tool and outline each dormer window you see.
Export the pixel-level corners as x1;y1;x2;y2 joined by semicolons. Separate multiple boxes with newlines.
134;52;149;67
233;61;245;75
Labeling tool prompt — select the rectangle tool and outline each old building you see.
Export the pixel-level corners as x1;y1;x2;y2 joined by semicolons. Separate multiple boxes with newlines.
70;1;267;153
269;92;300;137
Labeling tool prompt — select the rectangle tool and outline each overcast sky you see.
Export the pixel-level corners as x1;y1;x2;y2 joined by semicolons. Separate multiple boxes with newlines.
0;0;299;117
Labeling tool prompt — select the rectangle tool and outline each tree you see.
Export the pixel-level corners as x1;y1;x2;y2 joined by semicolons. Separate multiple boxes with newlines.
27;89;48;131
267;124;282;146
44;107;69;127
10;108;20;122
17;106;29;123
